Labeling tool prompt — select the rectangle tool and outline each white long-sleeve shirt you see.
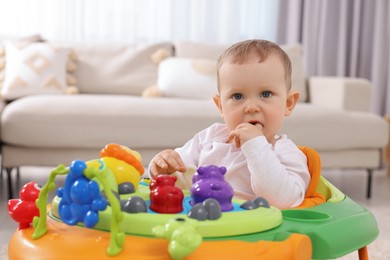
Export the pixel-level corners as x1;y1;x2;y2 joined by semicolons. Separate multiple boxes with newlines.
152;123;311;208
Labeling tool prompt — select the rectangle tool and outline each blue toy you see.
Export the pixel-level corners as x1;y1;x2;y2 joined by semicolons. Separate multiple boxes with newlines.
57;160;108;227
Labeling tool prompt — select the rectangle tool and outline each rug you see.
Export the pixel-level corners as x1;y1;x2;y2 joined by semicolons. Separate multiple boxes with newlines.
339;239;390;260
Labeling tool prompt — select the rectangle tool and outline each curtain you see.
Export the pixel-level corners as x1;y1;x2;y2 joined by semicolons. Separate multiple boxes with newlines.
276;0;390;115
0;0;278;44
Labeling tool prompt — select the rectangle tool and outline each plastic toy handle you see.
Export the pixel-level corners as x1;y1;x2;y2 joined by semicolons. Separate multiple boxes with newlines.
32;165;69;239
84;162;125;256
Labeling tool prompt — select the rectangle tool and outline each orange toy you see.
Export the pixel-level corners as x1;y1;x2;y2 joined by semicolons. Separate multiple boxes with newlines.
295;146;326;208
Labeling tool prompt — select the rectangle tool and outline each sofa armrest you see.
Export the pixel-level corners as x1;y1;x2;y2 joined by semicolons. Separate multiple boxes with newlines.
308;77;371;112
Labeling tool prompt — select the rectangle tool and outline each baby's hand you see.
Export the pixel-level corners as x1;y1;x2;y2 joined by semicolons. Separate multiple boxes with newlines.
227;122;263;148
150;149;187;177
172;165;197;190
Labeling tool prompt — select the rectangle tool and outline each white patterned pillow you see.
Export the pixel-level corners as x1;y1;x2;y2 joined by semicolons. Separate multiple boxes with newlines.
1;41;70;100
0;35;46;92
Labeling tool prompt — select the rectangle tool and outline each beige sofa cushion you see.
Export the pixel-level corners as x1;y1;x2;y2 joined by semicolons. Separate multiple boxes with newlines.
1;95;222;150
175;41;307;102
2;96;387;153
60;42;174;95
283;103;388;149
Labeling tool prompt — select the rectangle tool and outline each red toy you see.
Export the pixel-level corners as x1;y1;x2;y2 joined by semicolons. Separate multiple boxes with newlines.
149;175;184;213
8;181;41;230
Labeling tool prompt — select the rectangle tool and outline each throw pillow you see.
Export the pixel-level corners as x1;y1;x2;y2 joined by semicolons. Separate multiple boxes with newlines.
156;57;217;99
67;42;173;96
1;41;71;100
142;47;172;98
0;34;46;93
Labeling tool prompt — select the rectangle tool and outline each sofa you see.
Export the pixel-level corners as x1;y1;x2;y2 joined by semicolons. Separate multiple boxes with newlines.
0;37;388;200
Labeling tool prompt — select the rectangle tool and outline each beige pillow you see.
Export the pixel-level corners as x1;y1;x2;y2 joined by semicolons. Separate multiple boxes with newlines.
1;41;70;100
64;42;174;95
175;41;307;102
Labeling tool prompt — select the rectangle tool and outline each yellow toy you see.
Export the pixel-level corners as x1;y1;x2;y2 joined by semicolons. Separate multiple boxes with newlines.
98;143;144;190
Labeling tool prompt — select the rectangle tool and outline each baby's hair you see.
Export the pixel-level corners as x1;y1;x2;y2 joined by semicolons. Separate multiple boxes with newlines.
217;39;292;90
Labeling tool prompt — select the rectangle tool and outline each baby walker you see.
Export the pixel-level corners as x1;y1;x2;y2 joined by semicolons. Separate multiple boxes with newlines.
8;143;378;259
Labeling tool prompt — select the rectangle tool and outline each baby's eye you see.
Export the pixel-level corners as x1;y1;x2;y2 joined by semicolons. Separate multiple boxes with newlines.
261;91;272;98
232;93;243;100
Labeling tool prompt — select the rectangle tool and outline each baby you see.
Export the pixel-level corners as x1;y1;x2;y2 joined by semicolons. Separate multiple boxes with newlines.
149;39;310;208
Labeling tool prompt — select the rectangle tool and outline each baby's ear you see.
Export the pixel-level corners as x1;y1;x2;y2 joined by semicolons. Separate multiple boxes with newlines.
213;95;223;114
285;91;299;116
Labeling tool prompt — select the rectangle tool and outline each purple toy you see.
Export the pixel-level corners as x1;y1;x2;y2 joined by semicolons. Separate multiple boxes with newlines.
190;165;234;211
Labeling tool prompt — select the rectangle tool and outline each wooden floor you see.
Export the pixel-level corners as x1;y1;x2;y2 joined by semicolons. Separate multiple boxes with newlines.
1;166;390;259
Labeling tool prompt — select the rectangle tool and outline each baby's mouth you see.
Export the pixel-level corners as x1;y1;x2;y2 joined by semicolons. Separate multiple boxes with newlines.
249;120;262;126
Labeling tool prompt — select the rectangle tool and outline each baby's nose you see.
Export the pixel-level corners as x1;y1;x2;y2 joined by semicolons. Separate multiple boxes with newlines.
244;100;260;113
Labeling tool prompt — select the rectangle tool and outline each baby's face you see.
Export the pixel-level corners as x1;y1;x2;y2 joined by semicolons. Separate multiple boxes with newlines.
215;55;292;142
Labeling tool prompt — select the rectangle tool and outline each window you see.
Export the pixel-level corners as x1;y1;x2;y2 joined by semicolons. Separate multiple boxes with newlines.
0;0;279;43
